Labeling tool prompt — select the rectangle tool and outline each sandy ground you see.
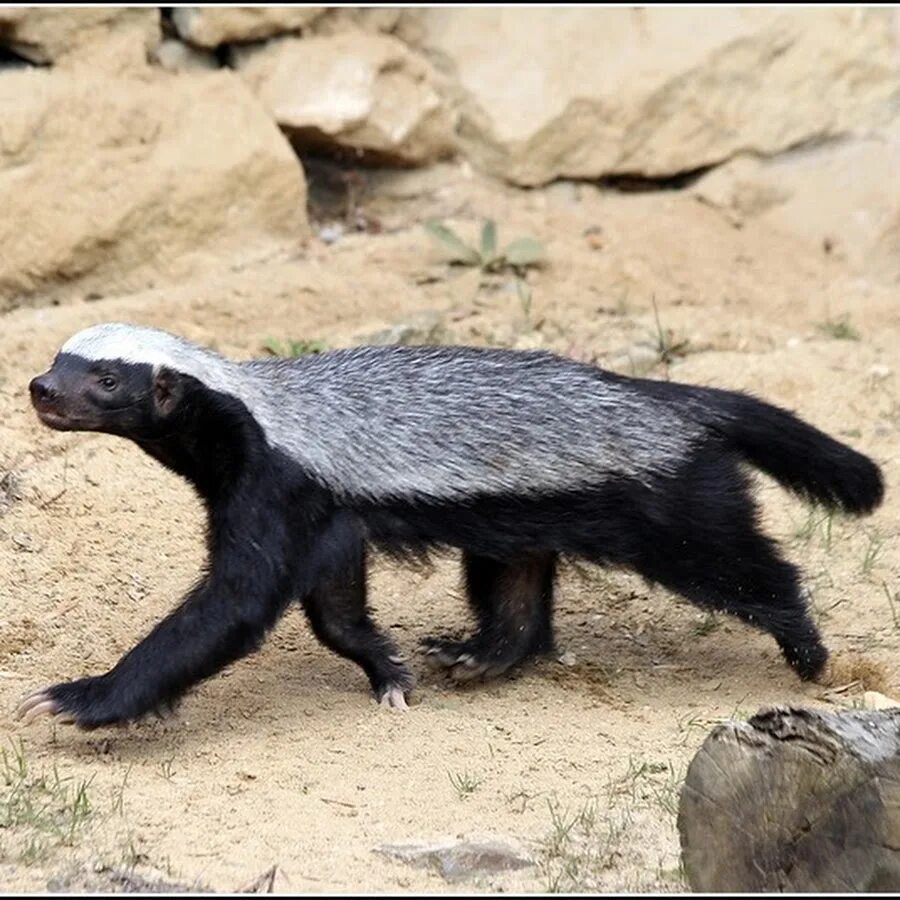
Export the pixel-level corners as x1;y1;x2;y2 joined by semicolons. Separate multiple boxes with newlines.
0;165;897;892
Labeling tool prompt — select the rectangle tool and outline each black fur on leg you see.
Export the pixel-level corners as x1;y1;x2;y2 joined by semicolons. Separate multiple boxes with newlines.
368;446;832;685
423;551;557;681
625;448;829;682
299;511;415;706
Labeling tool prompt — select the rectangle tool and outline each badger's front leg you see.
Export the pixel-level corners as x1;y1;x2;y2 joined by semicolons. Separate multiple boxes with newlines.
299;511;415;709
16;548;297;730
16;493;307;730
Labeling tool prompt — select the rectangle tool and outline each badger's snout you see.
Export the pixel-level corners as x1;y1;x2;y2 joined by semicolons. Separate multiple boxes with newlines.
29;370;74;430
29;373;58;408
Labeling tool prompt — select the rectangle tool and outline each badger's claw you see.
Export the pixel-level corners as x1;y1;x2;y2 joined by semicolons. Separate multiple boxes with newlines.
422;636;470;670
378;685;410;711
422;635;522;683
16;689;75;726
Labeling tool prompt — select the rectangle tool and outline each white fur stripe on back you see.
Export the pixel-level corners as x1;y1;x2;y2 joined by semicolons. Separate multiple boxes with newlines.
55;322;704;503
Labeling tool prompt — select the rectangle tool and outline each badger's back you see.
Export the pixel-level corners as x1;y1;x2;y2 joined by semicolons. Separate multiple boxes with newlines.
240;346;703;503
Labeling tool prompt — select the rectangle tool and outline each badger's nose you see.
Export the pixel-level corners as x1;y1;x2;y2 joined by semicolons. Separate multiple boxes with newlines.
29;374;57;407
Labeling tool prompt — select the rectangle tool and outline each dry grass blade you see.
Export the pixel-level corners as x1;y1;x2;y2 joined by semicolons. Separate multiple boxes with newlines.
238;864;278;893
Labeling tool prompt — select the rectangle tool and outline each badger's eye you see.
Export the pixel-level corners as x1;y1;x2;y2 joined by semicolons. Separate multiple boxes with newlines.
98;374;118;392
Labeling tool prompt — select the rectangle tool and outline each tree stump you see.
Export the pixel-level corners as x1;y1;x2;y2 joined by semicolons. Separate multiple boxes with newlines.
678;705;900;892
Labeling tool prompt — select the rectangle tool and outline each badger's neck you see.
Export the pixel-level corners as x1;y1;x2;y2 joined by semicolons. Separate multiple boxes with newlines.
137;371;282;507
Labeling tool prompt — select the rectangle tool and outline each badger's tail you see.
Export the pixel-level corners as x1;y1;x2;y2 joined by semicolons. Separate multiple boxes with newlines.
705;389;884;515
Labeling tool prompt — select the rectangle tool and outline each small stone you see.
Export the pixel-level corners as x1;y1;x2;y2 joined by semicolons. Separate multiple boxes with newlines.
363;310;447;346
862;691;900;711
11;532;41;553
584;225;605;250
558;651;577;668
376;838;534;883
545;180;579;207
318;224;344;245
152;38;218;73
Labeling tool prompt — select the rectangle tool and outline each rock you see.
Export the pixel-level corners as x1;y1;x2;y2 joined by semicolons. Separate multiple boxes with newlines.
11;532;41;553
0;70;309;311
311;7;413;38
692;156;790;226
868;364;892;381
0;7;159;70
694;134;900;282
151;37;218;73
317;224;345;246
863;691;900;711
236;32;456;166
679;706;900;891
376;838;534;883
411;7;900;185
172;7;325;47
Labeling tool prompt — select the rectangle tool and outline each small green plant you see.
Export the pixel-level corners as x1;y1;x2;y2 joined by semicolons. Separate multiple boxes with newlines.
693;612;720;637
111;765;131;816
263;337;327;358
860;532;885;577
448;770;483;800
0;739;94;864
883;582;899;631
650;296;691;366
817;315;860;341
648;761;686;817
538;798;626;892
424;219;546;274
515;277;534;319
506;787;541;814
794;507;838;551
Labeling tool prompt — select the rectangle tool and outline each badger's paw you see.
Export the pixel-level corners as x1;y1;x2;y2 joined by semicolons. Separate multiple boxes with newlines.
421;635;520;683
15;675;130;731
373;662;416;712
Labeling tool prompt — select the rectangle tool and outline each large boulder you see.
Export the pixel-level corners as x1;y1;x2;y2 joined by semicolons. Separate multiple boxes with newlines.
172;7;325;47
236;32;456;165
0;6;159;70
0;70;309;311
693;134;900;283
412;7;900;185
310;7;419;40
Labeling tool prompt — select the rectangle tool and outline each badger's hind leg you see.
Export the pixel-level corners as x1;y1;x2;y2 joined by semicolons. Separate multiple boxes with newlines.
644;530;827;680
635;454;829;682
423;551;557;682
301;515;415;709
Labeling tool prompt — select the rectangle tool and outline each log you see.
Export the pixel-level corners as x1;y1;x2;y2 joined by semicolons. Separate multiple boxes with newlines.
678;705;900;892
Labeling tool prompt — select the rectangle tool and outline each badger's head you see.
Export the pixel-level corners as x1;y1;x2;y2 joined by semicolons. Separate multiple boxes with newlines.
29;323;219;438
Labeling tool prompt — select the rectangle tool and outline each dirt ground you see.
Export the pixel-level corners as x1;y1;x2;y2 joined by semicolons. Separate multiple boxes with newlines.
0;164;897;892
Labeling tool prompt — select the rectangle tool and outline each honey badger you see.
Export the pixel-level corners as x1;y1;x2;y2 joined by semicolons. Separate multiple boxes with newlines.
18;322;884;730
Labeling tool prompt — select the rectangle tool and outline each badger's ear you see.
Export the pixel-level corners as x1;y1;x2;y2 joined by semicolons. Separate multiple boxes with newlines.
153;368;185;417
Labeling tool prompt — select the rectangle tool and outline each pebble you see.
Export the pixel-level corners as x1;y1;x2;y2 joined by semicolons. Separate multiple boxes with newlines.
376;838;534;883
